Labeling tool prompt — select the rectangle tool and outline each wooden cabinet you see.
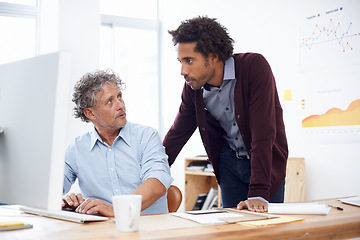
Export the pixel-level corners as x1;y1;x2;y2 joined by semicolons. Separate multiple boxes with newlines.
184;157;305;211
284;157;306;202
184;157;221;211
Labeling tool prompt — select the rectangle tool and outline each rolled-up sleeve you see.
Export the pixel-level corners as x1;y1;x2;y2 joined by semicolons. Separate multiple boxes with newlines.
140;129;174;190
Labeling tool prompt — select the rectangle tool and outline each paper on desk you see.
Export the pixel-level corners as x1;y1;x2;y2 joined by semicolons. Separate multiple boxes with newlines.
139;214;201;231
339;195;360;207
238;215;304;227
268;203;330;215
170;212;242;225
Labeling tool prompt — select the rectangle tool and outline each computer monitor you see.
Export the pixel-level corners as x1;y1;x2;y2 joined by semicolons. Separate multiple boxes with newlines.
0;52;72;211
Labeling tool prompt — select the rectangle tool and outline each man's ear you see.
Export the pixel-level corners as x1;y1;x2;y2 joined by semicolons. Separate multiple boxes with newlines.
209;53;219;63
83;107;95;120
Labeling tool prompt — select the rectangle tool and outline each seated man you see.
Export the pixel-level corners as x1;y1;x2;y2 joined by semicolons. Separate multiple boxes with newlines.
62;69;173;216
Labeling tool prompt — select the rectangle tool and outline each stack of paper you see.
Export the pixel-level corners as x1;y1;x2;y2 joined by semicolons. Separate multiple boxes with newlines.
171;211;241;225
339;195;360;207
268;203;330;215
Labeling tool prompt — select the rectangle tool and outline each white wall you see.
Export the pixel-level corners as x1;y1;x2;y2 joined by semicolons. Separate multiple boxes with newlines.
40;0;100;144
159;0;360;211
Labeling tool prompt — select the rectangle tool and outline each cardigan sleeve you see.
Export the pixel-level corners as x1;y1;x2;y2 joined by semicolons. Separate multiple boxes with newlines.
163;83;198;166
235;53;283;201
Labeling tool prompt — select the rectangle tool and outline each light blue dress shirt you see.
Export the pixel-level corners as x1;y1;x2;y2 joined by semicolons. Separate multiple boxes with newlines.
63;122;174;215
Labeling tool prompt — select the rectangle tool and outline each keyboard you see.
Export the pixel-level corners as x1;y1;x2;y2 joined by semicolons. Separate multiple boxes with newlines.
19;206;109;223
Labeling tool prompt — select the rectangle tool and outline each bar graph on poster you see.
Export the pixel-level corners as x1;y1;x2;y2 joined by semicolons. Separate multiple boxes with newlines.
299;1;360;143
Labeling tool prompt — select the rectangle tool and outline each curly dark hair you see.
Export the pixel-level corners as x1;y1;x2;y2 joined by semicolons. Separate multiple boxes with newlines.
168;16;234;63
72;69;124;123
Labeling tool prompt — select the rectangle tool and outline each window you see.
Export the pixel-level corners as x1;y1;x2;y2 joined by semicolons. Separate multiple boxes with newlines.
0;1;38;64
100;1;161;131
101;0;158;20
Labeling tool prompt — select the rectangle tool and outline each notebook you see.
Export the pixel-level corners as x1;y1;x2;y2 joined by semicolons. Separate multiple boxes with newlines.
340;195;360;207
20;206;108;223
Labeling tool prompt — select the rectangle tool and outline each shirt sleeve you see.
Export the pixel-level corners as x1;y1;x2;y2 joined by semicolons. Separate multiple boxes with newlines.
139;128;174;190
63;144;78;194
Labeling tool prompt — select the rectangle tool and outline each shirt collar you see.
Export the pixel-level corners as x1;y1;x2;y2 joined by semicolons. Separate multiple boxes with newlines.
223;57;235;80
118;122;131;147
203;57;235;91
89;122;131;150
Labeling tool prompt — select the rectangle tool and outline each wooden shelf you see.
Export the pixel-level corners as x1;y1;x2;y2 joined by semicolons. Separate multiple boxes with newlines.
185;170;215;177
184;157;221;211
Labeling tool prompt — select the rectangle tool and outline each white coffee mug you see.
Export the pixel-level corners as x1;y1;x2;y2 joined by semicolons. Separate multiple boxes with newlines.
112;195;142;232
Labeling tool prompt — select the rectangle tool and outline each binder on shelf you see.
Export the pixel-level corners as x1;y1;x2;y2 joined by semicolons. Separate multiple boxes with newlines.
201;187;218;210
186;160;209;171
192;193;208;210
208;195;218;209
203;162;214;173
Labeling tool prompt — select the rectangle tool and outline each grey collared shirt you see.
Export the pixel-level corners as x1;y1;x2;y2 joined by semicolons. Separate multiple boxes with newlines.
202;57;247;156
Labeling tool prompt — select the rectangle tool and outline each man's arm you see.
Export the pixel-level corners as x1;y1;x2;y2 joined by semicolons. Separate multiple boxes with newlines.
163;83;198;165
241;53;279;201
132;178;166;211
74;178;165;216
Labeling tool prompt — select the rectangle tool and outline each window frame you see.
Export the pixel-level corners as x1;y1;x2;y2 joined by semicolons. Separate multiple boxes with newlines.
100;13;164;133
0;1;40;55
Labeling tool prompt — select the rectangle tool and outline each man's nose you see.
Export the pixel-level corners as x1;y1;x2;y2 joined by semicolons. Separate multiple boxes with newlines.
180;64;188;76
116;98;125;109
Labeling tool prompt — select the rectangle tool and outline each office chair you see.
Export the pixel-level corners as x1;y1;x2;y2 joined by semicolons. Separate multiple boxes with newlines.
167;185;182;212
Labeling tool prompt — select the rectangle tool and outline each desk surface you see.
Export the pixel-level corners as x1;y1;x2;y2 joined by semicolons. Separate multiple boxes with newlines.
1;198;360;240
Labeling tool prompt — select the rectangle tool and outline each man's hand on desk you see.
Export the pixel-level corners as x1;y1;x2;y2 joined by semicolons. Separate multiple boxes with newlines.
62;193;114;217
237;199;268;213
75;198;114;217
62;193;85;209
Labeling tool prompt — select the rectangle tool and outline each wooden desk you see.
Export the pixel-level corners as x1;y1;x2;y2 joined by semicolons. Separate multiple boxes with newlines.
1;198;360;240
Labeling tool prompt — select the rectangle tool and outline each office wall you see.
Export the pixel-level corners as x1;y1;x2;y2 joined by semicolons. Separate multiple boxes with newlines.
40;0;100;144
159;0;360;211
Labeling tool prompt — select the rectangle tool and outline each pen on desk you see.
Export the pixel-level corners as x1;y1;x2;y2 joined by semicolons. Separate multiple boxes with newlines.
328;204;343;211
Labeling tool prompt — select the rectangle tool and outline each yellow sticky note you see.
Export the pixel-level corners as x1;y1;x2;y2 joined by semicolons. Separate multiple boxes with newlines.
284;90;292;101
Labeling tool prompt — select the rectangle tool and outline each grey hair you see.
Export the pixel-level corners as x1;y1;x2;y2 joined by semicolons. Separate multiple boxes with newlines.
72;69;124;122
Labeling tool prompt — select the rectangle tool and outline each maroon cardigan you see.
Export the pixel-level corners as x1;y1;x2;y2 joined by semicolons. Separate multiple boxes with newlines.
163;53;288;201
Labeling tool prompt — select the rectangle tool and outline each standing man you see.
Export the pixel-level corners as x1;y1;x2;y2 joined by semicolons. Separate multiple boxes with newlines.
63;69;173;216
163;16;288;212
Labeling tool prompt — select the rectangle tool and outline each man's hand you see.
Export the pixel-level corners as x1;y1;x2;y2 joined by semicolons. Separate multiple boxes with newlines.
237;199;268;213
75;198;114;217
62;193;85;209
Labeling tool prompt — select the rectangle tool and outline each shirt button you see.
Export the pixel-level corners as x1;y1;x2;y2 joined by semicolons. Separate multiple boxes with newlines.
109;149;112;152
111;168;114;172
235;137;238;140
226;107;229;111
233;123;236;126
237;115;240;119
115;189;119;192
